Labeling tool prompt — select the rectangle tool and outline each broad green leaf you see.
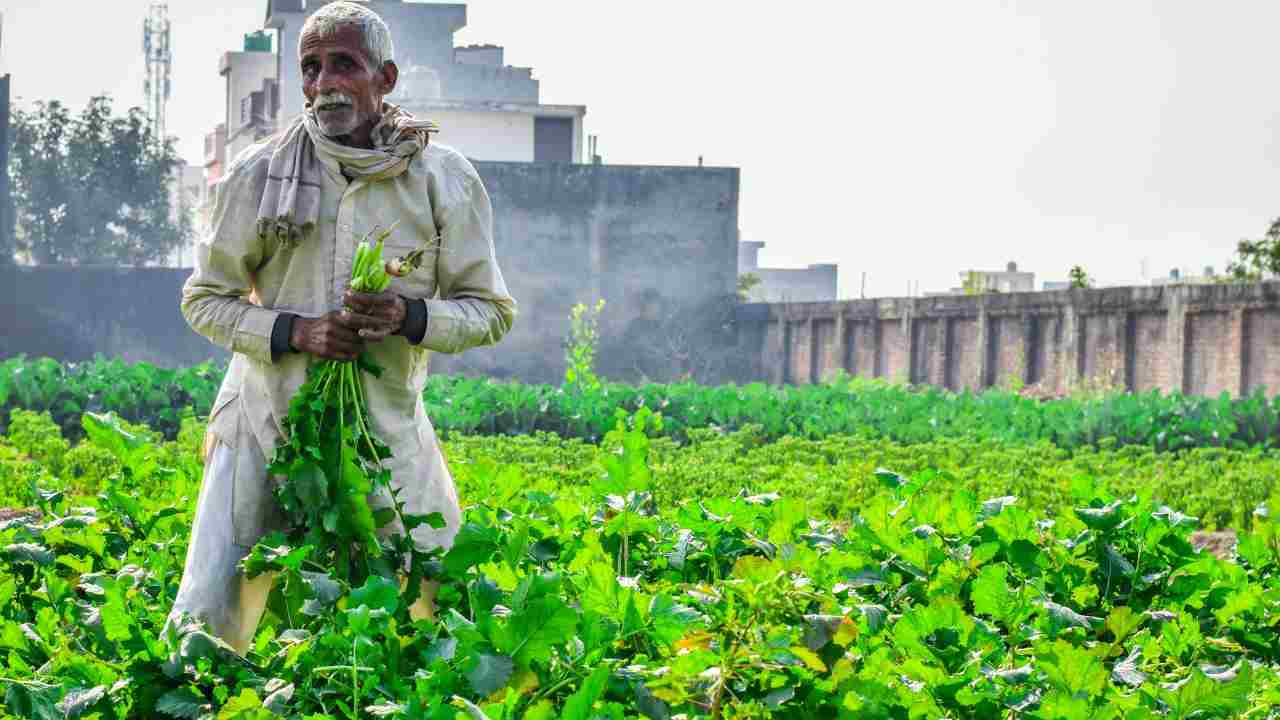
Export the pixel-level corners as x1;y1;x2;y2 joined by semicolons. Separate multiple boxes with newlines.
562;665;611;720
443;523;501;576
1038;639;1108;697
349;575;399;614
1162;665;1252;720
465;653;513;696
155;688;210;719
971;564;1016;624
1105;606;1143;644
55;686;105;719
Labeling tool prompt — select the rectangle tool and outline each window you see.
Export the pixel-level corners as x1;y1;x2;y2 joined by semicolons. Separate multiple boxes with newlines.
534;117;573;163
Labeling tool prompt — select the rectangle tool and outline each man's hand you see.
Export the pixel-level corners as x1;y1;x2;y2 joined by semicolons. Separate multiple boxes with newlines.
342;290;407;342
290;309;388;361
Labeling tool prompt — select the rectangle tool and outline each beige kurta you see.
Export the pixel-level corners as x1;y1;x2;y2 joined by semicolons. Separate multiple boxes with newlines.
182;134;516;552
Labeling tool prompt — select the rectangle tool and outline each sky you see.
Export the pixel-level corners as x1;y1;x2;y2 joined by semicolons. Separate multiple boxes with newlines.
3;0;1279;298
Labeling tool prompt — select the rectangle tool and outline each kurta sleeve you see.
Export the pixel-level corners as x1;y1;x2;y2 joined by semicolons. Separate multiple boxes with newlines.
418;153;517;354
180;159;284;365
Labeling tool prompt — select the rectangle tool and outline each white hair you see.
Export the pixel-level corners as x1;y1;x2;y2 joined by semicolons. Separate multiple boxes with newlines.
299;1;395;68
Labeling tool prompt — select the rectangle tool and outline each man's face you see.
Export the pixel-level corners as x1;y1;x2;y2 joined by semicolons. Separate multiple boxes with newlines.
299;23;396;144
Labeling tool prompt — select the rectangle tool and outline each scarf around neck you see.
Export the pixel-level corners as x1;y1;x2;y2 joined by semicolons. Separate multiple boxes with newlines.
256;103;439;247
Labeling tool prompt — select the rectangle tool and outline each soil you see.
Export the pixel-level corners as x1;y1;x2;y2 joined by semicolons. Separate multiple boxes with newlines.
1190;529;1238;560
0;508;41;523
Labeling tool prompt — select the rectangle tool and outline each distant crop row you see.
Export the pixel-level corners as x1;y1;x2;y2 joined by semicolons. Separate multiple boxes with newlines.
5;355;1280;450
6;405;1280;534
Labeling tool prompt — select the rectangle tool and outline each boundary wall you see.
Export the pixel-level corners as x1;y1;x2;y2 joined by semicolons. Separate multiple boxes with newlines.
734;282;1280;397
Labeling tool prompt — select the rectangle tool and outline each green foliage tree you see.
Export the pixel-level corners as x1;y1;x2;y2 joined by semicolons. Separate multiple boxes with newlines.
1068;265;1092;289
736;272;762;301
1226;217;1280;282
8;95;191;265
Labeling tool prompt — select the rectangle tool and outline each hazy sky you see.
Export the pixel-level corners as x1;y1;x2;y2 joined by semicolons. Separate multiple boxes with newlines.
3;0;1279;297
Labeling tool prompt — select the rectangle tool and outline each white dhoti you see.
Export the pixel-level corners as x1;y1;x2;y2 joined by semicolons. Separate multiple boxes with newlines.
165;440;277;655
164;405;457;656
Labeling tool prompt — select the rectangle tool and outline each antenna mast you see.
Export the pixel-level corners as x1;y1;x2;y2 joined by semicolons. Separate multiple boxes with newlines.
143;3;172;145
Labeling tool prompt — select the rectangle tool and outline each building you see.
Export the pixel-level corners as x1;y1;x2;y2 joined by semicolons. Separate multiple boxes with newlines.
738;240;839;303
1152;267;1220;286
930;261;1036;296
962;261;1035;294
165;164;205;267
220;33;280;167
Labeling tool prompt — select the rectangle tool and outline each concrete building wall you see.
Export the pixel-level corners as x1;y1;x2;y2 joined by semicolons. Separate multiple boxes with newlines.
221;51;278;163
0;73;11;267
428;111;535;162
445;161;741;383
455;44;503;67
738;241;838;302
737;282;1280;397
0;266;215;367
753;265;838;302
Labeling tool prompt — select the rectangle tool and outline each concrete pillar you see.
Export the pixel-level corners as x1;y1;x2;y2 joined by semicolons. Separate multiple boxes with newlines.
830;312;848;379
941;317;955;390
975;299;991;389
872;310;885;378
1122;312;1136;392
1022;315;1036;387
902;301;917;384
1226;308;1246;396
805;316;818;384
1166;290;1188;394
1062;304;1081;392
765;314;788;385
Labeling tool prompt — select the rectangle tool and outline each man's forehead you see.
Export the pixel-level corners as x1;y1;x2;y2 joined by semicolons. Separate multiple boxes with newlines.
299;24;366;59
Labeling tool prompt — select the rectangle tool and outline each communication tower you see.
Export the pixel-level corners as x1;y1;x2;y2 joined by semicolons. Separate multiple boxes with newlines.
143;3;172;144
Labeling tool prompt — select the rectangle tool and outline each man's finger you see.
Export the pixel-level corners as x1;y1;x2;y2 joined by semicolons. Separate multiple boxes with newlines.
344;291;394;311
336;309;392;331
359;327;396;342
323;323;366;344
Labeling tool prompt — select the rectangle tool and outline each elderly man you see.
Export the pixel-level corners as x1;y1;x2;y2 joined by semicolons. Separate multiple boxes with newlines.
167;1;515;654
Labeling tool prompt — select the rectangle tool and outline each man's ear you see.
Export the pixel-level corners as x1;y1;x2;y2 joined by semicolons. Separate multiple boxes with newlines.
379;61;399;97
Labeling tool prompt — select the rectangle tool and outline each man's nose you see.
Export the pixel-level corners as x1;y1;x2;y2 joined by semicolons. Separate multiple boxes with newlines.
315;66;339;94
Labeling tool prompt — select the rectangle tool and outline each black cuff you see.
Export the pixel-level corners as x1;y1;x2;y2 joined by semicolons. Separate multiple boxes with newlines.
398;297;428;345
270;313;299;362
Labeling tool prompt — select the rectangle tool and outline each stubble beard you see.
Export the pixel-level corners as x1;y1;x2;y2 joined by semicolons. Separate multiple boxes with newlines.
316;109;360;138
312;91;361;138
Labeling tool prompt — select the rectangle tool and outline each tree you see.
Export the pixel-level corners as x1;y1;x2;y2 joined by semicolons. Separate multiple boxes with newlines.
1226;218;1280;282
1068;265;1092;289
736;272;762;301
8;95;191;265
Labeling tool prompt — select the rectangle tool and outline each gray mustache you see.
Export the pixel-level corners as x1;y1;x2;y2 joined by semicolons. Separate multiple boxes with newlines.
313;93;354;111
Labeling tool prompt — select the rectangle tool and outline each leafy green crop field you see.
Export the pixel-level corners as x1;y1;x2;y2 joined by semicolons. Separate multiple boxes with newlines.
6;356;1280;450
3;408;1280;718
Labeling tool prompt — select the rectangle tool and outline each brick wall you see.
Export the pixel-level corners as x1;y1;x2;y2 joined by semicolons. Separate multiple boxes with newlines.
737;282;1280;397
